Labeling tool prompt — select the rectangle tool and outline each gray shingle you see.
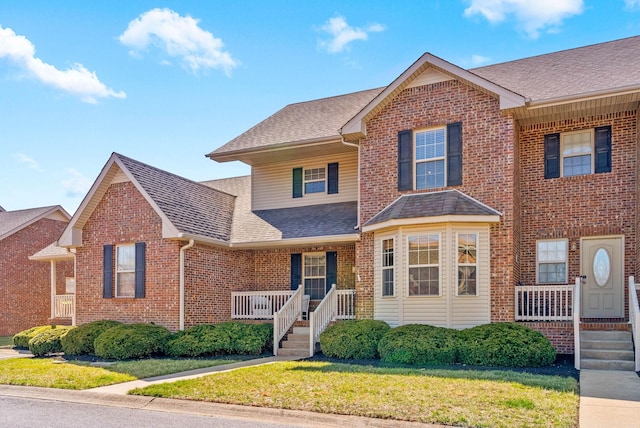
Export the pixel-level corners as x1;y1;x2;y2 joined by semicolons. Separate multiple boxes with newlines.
0;206;61;240
365;191;500;227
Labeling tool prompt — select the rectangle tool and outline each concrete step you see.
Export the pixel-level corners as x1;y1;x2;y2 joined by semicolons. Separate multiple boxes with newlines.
286;333;309;343
582;349;635;361
277;348;310;357
580;359;636;371
581;339;634;351
281;339;309;349
581;330;631;341
293;326;310;335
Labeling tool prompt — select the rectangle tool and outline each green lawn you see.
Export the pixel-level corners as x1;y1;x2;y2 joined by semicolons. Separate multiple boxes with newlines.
0;336;13;347
132;361;579;428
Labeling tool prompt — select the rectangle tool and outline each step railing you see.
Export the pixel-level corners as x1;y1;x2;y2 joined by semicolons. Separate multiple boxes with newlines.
273;285;303;356
231;290;294;319
573;277;581;370
336;289;356;320
54;294;75;319
514;284;573;321
629;276;640;371
309;284;337;357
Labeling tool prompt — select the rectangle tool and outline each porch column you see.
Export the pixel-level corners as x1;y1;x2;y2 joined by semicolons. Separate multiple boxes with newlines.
50;260;56;319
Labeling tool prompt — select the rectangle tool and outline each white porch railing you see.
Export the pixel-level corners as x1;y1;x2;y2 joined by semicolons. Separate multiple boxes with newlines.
336;289;356;320
514;284;574;321
573;277;581;370
231;290;294;319
310;284;337;357
273;285;304;356
54;294;75;319
629;276;640;371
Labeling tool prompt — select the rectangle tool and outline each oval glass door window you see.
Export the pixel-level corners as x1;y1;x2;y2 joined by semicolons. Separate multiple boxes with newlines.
593;248;611;287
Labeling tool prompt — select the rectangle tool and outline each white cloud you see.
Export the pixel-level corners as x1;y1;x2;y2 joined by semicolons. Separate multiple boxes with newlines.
119;8;238;76
471;54;492;66
62;168;92;197
464;0;584;39
318;15;385;54
14;153;43;172
0;25;126;103
624;0;640;9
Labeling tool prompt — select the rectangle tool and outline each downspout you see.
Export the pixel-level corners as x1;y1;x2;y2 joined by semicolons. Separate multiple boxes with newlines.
340;135;361;230
179;239;195;331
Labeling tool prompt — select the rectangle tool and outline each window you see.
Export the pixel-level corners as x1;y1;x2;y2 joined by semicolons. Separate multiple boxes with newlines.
544;126;612;179
537;239;568;284
408;235;440;296
304;253;326;300
415;128;446;189
457;233;477;295
382;238;394;296
304;167;326;193
116;245;136;297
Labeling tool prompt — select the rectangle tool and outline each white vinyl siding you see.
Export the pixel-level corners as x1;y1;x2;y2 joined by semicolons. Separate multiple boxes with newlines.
374;225;490;329
252;152;357;210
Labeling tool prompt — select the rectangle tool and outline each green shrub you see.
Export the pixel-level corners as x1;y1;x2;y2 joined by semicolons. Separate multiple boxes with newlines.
13;325;58;349
61;320;122;356
378;324;459;365
320;319;390;359
458;323;556;367
166;324;216;357
28;326;75;356
94;323;171;360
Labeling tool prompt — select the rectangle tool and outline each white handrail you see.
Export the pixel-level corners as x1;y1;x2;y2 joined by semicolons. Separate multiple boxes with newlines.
573;277;581;370
336;289;356;320
514;284;573;321
273;285;303;356
309;284;337;357
54;294;75;319
629;276;640;371
231;290;294;319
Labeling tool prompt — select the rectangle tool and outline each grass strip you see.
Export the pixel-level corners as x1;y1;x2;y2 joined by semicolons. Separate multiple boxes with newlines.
0;336;13;347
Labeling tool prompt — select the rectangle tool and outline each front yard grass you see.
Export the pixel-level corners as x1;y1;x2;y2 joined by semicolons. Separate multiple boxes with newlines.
0;336;13;347
0;357;243;389
132;360;579;428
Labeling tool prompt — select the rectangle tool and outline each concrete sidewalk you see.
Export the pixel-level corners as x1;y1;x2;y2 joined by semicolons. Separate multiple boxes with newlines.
579;369;640;428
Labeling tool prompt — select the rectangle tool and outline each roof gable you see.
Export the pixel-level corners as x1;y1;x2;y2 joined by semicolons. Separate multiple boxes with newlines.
0;205;70;241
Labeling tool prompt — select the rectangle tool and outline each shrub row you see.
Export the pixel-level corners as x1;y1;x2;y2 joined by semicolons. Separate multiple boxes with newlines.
13;321;273;360
320;321;556;368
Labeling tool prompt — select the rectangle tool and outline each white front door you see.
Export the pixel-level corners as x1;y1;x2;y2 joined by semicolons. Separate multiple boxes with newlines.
581;236;624;318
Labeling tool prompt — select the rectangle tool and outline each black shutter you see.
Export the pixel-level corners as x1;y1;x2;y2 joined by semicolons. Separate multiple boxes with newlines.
594;126;612;174
326;251;337;292
447;122;463;186
292;167;303;198
544;133;560;179
290;253;302;290
103;245;113;298
134;242;146;298
327;162;339;194
398;130;413;191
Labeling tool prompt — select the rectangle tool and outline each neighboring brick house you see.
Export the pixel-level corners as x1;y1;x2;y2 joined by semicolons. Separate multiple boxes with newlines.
0;206;72;335
60;35;640;357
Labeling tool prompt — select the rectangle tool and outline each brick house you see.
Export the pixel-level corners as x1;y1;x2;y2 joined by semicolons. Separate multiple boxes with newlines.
59;35;640;362
0;205;72;335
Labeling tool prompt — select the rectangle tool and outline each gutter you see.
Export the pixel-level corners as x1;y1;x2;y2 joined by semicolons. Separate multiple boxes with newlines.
179;239;195;331
524;84;640;109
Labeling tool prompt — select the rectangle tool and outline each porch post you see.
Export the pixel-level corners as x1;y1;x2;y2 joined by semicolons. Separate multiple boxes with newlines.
50;260;56;319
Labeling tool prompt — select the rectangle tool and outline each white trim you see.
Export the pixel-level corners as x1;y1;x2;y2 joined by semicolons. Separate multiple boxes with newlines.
363;214;500;233
381;237;395;298
406;232;442;297
303;252;327;300
536;238;569;284
414;126;447;190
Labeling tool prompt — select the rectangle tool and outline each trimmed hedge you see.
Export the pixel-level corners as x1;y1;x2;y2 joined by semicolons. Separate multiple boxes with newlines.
458;323;556;367
28;326;75;356
378;324;458;365
320;319;390;359
94;323;171;360
61;320;122;356
166;322;273;357
13;326;59;349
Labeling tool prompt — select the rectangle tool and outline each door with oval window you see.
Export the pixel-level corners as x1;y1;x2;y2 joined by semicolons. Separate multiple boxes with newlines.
580;237;624;318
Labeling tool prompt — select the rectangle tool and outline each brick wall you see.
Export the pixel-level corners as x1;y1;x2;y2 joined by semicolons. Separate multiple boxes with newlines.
522;322;574;354
0;218;69;335
519;111;637;318
357;80;517;321
76;181;182;331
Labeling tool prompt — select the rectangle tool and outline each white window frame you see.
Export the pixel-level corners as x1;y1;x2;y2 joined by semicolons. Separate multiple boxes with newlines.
407;233;441;297
304;167;326;194
536;239;568;284
116;244;136;298
303;252;326;300
560;129;594;177
456;232;478;296
414;127;446;190
381;238;395;297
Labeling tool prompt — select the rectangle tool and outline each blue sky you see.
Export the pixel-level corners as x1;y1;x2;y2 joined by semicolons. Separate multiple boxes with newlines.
1;0;640;214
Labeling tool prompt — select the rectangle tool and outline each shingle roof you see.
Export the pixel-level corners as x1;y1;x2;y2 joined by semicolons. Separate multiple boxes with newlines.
208;88;384;157
364;191;501;227
30;242;74;261
116;154;236;242
0;205;5;213
471;35;640;102
0;206;66;241
201;176;358;243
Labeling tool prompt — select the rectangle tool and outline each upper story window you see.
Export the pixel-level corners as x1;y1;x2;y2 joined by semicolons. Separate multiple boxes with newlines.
415;128;446;189
544;126;611;179
292;163;338;198
398;122;462;191
536;239;567;284
382;238;394;297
